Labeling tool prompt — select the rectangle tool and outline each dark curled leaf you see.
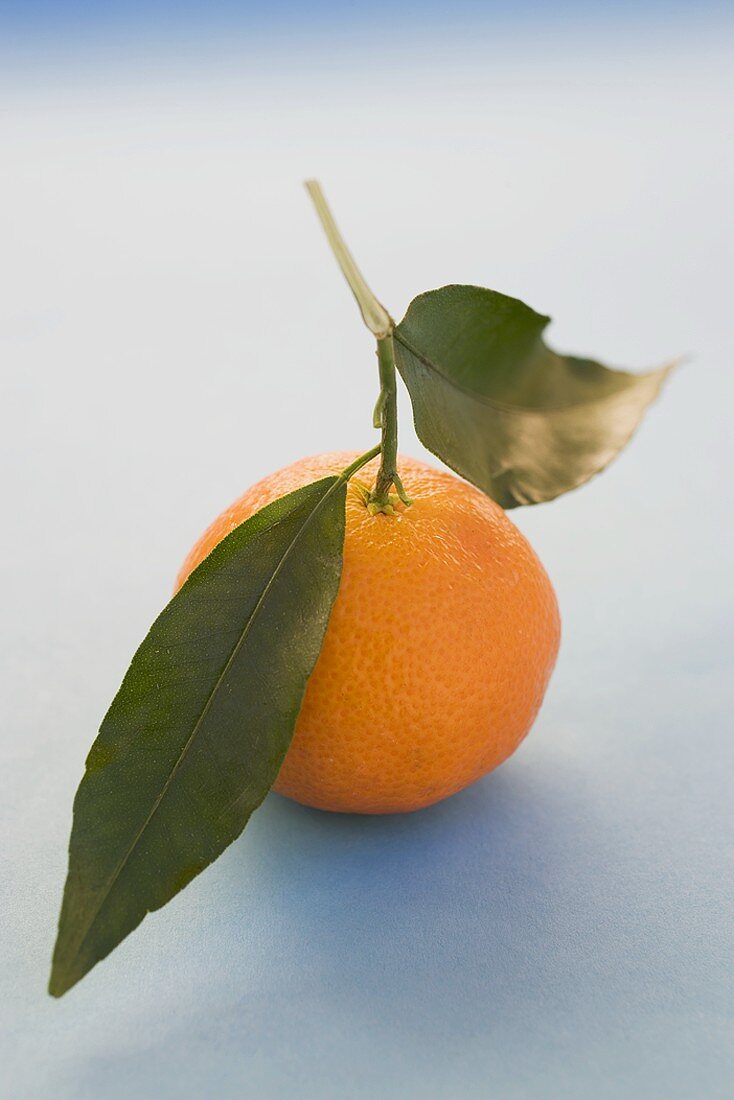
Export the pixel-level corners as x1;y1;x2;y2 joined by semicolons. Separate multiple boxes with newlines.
394;285;674;507
50;476;347;996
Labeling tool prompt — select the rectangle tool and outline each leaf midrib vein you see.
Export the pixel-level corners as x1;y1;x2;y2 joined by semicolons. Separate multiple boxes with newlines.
60;476;343;973
393;329;668;416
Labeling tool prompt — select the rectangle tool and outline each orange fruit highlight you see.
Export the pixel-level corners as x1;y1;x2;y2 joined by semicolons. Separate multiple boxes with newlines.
176;453;560;814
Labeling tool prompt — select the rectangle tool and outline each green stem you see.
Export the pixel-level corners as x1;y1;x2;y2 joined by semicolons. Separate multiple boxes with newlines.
371;335;400;507
337;443;382;484
305;180;410;513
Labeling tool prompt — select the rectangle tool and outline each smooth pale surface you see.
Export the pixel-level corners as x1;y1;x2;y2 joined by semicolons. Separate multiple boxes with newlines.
2;13;733;1100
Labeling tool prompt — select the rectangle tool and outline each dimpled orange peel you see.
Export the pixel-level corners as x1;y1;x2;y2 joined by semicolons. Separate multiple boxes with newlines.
176;451;560;814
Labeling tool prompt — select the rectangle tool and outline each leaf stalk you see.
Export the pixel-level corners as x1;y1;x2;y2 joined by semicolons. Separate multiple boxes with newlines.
338;443;382;483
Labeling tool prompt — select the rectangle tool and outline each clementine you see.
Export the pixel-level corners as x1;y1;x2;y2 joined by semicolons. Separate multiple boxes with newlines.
176;452;560;814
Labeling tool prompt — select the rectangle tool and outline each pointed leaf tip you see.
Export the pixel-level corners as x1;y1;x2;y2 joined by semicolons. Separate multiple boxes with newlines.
394;284;674;507
49;477;347;995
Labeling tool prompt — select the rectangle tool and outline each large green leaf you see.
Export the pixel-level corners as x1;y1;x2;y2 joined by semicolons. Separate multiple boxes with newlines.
50;477;346;997
394;285;674;507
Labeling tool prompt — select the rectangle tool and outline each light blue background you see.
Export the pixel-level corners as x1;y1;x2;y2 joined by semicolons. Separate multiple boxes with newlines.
2;5;733;1097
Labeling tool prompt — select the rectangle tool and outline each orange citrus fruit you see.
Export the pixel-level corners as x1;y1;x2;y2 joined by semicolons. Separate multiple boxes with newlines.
176;452;560;814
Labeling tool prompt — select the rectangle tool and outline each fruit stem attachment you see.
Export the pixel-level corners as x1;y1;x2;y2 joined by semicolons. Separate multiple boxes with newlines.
304;180;411;514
